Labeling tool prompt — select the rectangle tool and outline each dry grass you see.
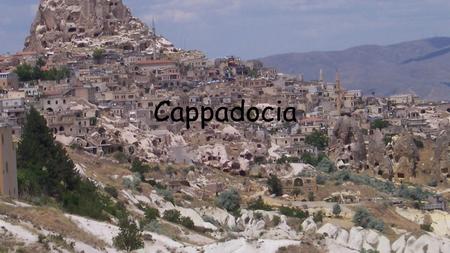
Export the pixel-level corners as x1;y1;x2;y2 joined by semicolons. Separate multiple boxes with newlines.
354;203;422;241
315;180;387;200
0;203;105;248
276;243;325;253
68;149;132;189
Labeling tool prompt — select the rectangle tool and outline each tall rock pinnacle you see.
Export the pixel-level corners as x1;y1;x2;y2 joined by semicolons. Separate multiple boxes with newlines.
24;0;174;53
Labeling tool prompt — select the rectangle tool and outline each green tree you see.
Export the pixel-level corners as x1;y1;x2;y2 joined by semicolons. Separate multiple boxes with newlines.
144;207;160;223
18;107;79;197
163;209;181;223
371;119;389;130
305;130;328;150
180;216;195;229
352;208;372;228
17;107;118;220
113;217;144;252
14;64;34;82
267;175;283;196
332;203;341;217
131;159;151;175
216;189;241;213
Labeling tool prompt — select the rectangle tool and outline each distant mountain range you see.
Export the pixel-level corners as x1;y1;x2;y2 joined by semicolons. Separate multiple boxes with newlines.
259;37;450;101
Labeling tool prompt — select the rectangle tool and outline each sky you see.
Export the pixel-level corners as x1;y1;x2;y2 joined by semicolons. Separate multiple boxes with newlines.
1;0;450;59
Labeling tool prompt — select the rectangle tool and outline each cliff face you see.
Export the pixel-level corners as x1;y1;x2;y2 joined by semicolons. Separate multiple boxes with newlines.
24;0;173;52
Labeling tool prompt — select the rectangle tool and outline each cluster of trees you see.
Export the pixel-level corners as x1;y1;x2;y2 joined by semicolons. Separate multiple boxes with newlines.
305;130;328;150
17;107;121;220
162;209;195;229
332;170;431;201
14;58;70;82
352;208;384;232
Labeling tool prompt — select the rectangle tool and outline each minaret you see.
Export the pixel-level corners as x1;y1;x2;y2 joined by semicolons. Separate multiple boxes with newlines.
335;70;343;115
319;69;324;83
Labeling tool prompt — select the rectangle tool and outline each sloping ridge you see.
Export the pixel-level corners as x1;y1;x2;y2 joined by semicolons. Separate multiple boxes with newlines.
259;37;450;101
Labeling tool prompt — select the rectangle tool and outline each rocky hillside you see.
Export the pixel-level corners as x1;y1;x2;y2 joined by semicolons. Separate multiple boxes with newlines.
259;37;450;101
24;0;175;53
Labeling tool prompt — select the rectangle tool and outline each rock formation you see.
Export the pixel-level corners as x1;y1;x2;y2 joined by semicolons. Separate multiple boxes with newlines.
24;0;175;53
330;116;367;170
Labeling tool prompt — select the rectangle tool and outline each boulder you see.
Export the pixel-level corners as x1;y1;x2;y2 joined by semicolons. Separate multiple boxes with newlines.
336;229;349;245
317;223;339;238
377;235;391;253
348;227;364;250
301;217;317;234
365;229;379;245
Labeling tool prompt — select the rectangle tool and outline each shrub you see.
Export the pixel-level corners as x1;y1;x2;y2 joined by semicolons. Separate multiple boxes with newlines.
352;208;372;228
313;210;324;223
254;156;267;164
352;208;384;232
368;218;385;232
332;203;341;217
360;249;380;253
93;48;105;62
427;179;438;187
276;155;301;164
413;138;424;149
216;189;241;213
316;175;327;185
131;159;151;174
420;224;433;232
371;119;389;130
122;173;141;191
397;185;429;201
180;216;195;229
248;196;272;211
301;152;319;166
143;220;161;233
267;175;283;196
144;207;160;223
113;152;128;163
254;212;263;220
279;206;308;219
317;157;335;173
163;209;181;223
105;185;119;198
156;187;174;204
308;192;315;201
272;215;281;226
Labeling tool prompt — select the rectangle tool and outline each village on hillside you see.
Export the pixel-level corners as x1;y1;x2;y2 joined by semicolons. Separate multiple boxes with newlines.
0;0;449;253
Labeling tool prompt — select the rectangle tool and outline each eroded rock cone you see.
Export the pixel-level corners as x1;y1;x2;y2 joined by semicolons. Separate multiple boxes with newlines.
24;0;172;52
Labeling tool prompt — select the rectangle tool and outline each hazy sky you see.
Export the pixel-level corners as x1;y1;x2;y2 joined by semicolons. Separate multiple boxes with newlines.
1;0;450;59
